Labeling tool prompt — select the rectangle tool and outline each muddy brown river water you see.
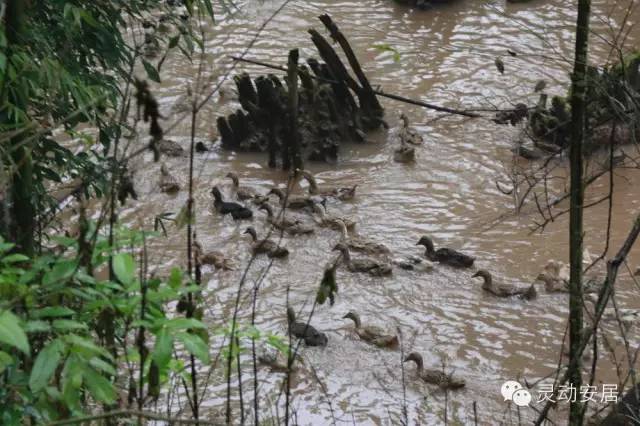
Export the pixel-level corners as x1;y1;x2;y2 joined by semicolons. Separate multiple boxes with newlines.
113;0;640;424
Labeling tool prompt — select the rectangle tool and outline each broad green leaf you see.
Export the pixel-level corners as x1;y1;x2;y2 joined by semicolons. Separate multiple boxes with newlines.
25;320;51;333
177;332;209;363
32;306;74;319
165;317;206;331
168;267;182;290
89;357;116;376
83;366;116;404
52;319;88;332
0;350;14;374
2;254;29;263
153;328;173;370
65;334;112;360
142;59;161;83
113;253;135;285
0;310;30;354
30;339;64;392
43;260;77;286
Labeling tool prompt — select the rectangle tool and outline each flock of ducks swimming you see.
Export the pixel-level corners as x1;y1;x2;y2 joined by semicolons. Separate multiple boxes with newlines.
179;146;544;389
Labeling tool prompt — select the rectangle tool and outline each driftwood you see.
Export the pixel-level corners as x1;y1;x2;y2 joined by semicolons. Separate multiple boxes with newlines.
216;15;386;167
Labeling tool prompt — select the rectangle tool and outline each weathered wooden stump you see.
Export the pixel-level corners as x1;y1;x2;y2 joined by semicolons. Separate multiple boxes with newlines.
216;15;385;168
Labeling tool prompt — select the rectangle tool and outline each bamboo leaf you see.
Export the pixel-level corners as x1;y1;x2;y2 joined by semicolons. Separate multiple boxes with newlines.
30;339;64;392
0;310;30;355
113;253;135;285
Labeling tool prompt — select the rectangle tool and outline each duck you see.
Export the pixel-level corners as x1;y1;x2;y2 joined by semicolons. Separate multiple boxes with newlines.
298;170;357;201
472;270;537;300
259;203;314;235
310;202;357;232
195;141;209;153
337;220;391;257
225;172;267;203
399;113;424;146
394;143;416;163
343;311;398;348
159;163;180;193
192;233;234;270
269;187;313;210
535;260;602;293
403;352;466;390
287;307;328;346
392;255;434;272
157;139;185;157
257;344;301;373
333;243;392;277
416;236;474;268
211;186;253;220
243;226;289;258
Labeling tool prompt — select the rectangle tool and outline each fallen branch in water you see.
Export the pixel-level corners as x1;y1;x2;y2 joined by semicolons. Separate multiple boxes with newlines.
229;55;481;118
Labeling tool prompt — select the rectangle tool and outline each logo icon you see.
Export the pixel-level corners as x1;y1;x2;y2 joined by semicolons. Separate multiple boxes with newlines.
501;380;532;407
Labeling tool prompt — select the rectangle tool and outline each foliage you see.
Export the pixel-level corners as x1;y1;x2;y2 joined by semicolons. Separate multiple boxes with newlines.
0;230;210;424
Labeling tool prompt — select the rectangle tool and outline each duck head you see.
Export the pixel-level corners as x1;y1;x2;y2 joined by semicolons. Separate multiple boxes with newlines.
416;236;435;254
472;270;492;285
210;186;223;201
268;187;285;200
286;306;296;325
225;172;239;187
399;112;409;128
342;311;361;328
403;352;424;372
243;226;258;242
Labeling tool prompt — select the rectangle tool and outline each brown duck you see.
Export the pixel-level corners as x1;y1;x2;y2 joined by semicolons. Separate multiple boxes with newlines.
243;226;289;258
403;352;466;390
337;220;390;257
299;170;357;201
226;172;268;204
269;187;312;210
159;163;180;193
192;233;234;270
343;311;398;348
333;243;392;277
259;203;314;235
311;202;357;231
473;270;537;300
416;236;474;268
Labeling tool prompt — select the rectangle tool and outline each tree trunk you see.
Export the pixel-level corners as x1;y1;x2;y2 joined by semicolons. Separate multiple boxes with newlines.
285;49;302;171
568;0;591;424
4;0;35;257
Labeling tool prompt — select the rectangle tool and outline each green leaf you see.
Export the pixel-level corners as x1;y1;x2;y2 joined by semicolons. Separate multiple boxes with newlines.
89;357;116;376
30;339;64;392
113;253;135;285
52;319;88;332
25;320;51;333
165;318;206;331
142;59;161;83
83;366;116;404
201;0;215;20
32;306;74;319
0;310;30;354
2;253;29;264
176;332;209;363
168;267;182;290
0;350;15;374
153;328;173;370
43;260;77;286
